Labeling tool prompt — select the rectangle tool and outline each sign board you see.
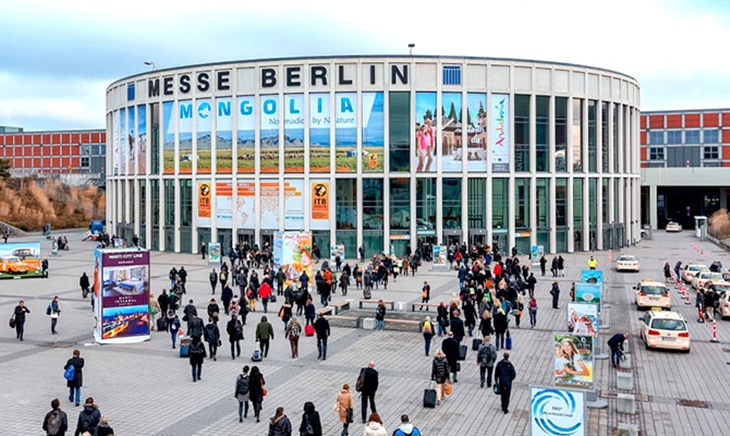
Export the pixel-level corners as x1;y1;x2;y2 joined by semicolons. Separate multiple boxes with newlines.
530;387;586;436
208;242;221;265
580;270;603;283
553;333;594;390
0;242;43;280
330;244;345;262
574;283;602;312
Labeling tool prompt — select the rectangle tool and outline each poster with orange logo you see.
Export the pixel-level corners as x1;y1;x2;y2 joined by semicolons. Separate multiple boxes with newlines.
198;182;212;227
311;180;329;226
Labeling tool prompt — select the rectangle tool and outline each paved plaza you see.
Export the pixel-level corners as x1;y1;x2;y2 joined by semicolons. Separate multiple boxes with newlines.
2;230;730;435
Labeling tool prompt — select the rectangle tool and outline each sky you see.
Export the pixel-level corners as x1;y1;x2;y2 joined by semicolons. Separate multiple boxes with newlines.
2;0;730;131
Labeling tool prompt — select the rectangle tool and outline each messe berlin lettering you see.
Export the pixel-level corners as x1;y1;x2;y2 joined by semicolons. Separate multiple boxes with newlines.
148;64;408;98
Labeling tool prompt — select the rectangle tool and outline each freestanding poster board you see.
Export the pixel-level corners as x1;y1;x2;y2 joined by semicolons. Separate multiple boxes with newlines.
530;386;586;436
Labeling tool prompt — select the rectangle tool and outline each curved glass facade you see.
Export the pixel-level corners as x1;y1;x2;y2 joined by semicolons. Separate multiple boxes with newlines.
106;56;641;254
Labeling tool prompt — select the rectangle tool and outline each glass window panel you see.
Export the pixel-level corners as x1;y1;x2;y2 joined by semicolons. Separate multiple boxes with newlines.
151;179;159;226
589;178;597;225
649;147;664;160
649;131;664;145
363;178;384;255
703;146;719;159
572;99;583;172
587;100;597;172
667;130;682;144
612;104;619;173
601;102;609;172
602;179;609;222
336;179;357;230
388;92;409;172
555;97;568;172
556;178;567;227
514;178;530;228
536;96;549;172
389;178;410;230
467;178;486;229
416;179;437;235
180;179;192;227
573;178;584;249
442;178;462;230
536;178;549;228
514;95;530;172
492;178;508;230
685;130;700;144
703;129;718;143
139;180;146;225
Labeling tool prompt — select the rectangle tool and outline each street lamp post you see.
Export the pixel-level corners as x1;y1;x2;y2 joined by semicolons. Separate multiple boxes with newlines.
144;61;157;71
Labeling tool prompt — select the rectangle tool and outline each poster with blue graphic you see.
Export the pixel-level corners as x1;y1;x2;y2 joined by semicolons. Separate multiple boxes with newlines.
415;92;436;173
309;93;331;173
162;101;175;174
334;92;357;172
178;99;193;173
530;387;585;436
260;95;280;173
441;92;463;172
575;283;602;312
284;94;305;173
466;93;488;172
237;95;255;173
120;108;127;175
491;93;510;172
196;98;212;173
581;270;603;284
137;105;147;174
216;97;233;173
362;92;384;172
208;242;221;265
127;106;135;175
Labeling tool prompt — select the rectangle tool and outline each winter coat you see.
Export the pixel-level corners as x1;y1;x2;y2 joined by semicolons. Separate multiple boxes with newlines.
493;310;508;334
314;317;330;339
479;317;494;336
431;356;450;383
189;340;207;365
363;421;388;436
299;408;322;436
255;316;274;341
450;318;465;342
335;389;354;424
359;367;379;394
269;414;292;436
74;405;101;436
441;337;460;369
305;303;316;320
64;356;84;388
495;358;517;389
203;322;220;344
375;304;386;321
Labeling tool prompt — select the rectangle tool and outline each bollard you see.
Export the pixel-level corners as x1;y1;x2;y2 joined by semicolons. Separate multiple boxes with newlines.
711;320;719;343
698;304;705;323
684;288;691;305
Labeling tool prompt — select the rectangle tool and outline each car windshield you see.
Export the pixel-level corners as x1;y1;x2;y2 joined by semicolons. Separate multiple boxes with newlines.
641;286;666;295
3;257;21;262
619;256;636;262
689;265;706;272
651;319;687;331
702;273;722;280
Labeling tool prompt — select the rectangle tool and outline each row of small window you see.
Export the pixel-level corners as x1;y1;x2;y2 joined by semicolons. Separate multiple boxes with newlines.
648;129;719;145
649;146;720;160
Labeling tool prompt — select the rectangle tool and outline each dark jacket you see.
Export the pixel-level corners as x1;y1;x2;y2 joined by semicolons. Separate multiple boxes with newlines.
441;337;460;369
74;405;101;436
221;286;233;304
607;333;626;351
189;317;205;339
96;424;114;436
249;373;265;402
13;305;29;323
227;318;243;342
299;404;323;436
304;303;316;320
203;322;220;344
64;356;84;388
189;340;207;365
493;310;508;334
313;317;330;339
79;274;90;289
495;358;516;389
450;317;465;342
431;356;450;383
183;303;198;320
479;317;494;336
255;316;274;341
270;414;292;436
360;367;379;394
42;408;68;436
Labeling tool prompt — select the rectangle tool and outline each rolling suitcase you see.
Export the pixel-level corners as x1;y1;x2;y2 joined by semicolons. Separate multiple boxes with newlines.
506;331;513;350
472;338;481;351
179;336;191;358
423;383;437;408
457;344;468;361
251;349;263;362
363;288;372;299
157;317;167;331
305;324;315;337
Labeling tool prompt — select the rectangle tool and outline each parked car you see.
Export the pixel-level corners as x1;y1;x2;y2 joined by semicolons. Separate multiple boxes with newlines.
681;263;707;283
691;270;723;290
639;310;690;353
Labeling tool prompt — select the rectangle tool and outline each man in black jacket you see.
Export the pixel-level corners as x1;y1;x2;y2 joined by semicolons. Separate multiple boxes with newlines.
64;349;85;407
183;299;198;332
358;361;379;423
42;398;68;436
314;313;331;360
441;332;461;383
449;312;465;343
495;352;517;414
79;273;90;299
209;268;218;294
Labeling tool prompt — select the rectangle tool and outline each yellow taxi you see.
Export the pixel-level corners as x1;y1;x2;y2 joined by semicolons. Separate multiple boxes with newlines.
691;270;723;290
681;263;707;283
634;279;671;310
639;310;690;353
0;256;29;274
616;254;640;272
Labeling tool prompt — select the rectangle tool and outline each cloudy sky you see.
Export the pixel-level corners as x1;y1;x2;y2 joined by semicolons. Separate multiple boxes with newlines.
1;0;730;131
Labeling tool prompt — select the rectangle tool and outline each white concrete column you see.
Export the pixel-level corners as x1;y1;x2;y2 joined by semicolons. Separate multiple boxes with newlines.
649;184;658;230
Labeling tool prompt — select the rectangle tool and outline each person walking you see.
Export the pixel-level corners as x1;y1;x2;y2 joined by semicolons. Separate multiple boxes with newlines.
249;366;266;423
209;268;218;294
42;398;68;436
255;315;274;358
528;295;538;328
158;290;170;319
539;255;547;276
188;314;205;342
235;366;251;421
420;281;431;310
551;257;559;278
284;316;302;358
557;255;565;277
479;309;494;338
73;397;101;436
339;270;350;296
227;315;243;359
299;402;323;436
96;416;114;436
449;312;465;343
393;414;422;436
276;268;286;296
663;261;672;283
334;384;354;436
12;300;30;341
431;349;450;405
183;299;198;333
363;413;387;436
269;406;292;436
375;300;386;331
203;317;220;361
550;282;561;309
167;311;181;348
64;350;84;407
49;296;61;335
526;273;537;297
147;292;161;331
436;302;449;336
42;258;49;277
221;285;233;315
514;295;524;329
607;332;629;368
358;361;379;423
259;279;272;313
207;298;220;325
314;313;331;360
476;336;497;388
421;316;435;356
494;352;517;414
441;332;460;383
588;256;598;270
493;307;508;350
79;273;90;299
189;336;207;382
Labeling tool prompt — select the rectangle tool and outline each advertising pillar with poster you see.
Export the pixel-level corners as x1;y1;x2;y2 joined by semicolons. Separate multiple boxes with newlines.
330;244;345;262
531;245;545;263
567;303;599;352
415;92;436;173
432;245;448;270
491;93;510;172
208;242;221;265
0;242;43;279
441;92;463;172
580;270;603;284
93;249;151;344
530;387;586;436
197;182;212;228
553;333;594;390
574;283;602;311
273;232;313;288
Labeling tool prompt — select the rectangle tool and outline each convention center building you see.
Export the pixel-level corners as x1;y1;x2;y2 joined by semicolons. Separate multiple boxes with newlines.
105;55;641;256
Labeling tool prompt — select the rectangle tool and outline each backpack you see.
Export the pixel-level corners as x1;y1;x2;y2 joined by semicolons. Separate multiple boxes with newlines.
46;305;52;315
236;375;250;395
234;321;243;339
190;343;203;357
63;365;75;381
289;323;301;337
479;343;497;367
46;410;63;436
79;411;95;432
355;368;366;392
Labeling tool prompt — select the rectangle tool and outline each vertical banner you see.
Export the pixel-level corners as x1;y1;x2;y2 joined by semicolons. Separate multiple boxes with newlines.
580;270;603;283
441;92;463;172
120;108;127;175
574;283;602;311
216;181;233;228
216;97;233;173
567;303;599;351
432;245;448;266
273;232;284;269
466;93;488;171
273;232;313;287
127;106;136;175
284;94;305;172
491;93;510;172
94;249;151;344
311;180;330;230
197;181;212;227
284;179;305;230
362;92;384;172
208;242;221;265
530;387;586;436
196;98;212;173
178;99;193;174
112;110;120;175
334;92;357;172
137;104;147;174
260;95;280;173
309;93;331;173
553;333;594;390
162;101;175;174
259;180;280;229
415;92;436;173
237;95;255;173
236;180;256;229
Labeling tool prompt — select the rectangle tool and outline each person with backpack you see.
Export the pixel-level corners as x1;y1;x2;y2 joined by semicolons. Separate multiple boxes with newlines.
255;315;274;358
188;314;205;341
42;398;68;436
314;313;331;360
167;311;181;349
235;366;251;421
476;335;497;388
189;336;207;382
431;349;450;405
227;314;244;360
203;317;220;361
64;350;84;407
285;316;302;358
249;366;266;423
73;397;100;436
393;414;422;436
421;316;435;356
299;401;323;436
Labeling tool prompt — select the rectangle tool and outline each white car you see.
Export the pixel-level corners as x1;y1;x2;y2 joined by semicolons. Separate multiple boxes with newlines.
634;279;671;311
616;255;640;272
681;263;707;283
715;285;730;319
665;222;682;232
639;310;690;353
691;270;723;290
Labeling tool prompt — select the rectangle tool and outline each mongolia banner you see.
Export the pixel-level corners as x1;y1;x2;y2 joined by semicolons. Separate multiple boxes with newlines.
0;242;43;279
311;180;330;229
581;270;603;283
284;94;305;173
196;98;212;173
274;232;313;287
530;387;586;436
491;93;510;172
237;95;255;173
178;99;193;174
574;283;602;311
94;249;151;344
216;97;233;173
260;95;280;172
553;333;593;390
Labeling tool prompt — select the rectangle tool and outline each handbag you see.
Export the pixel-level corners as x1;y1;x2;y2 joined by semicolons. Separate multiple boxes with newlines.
346;407;353;423
444;381;453;396
262;388;267;397
493;384;500;395
9;315;16;329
